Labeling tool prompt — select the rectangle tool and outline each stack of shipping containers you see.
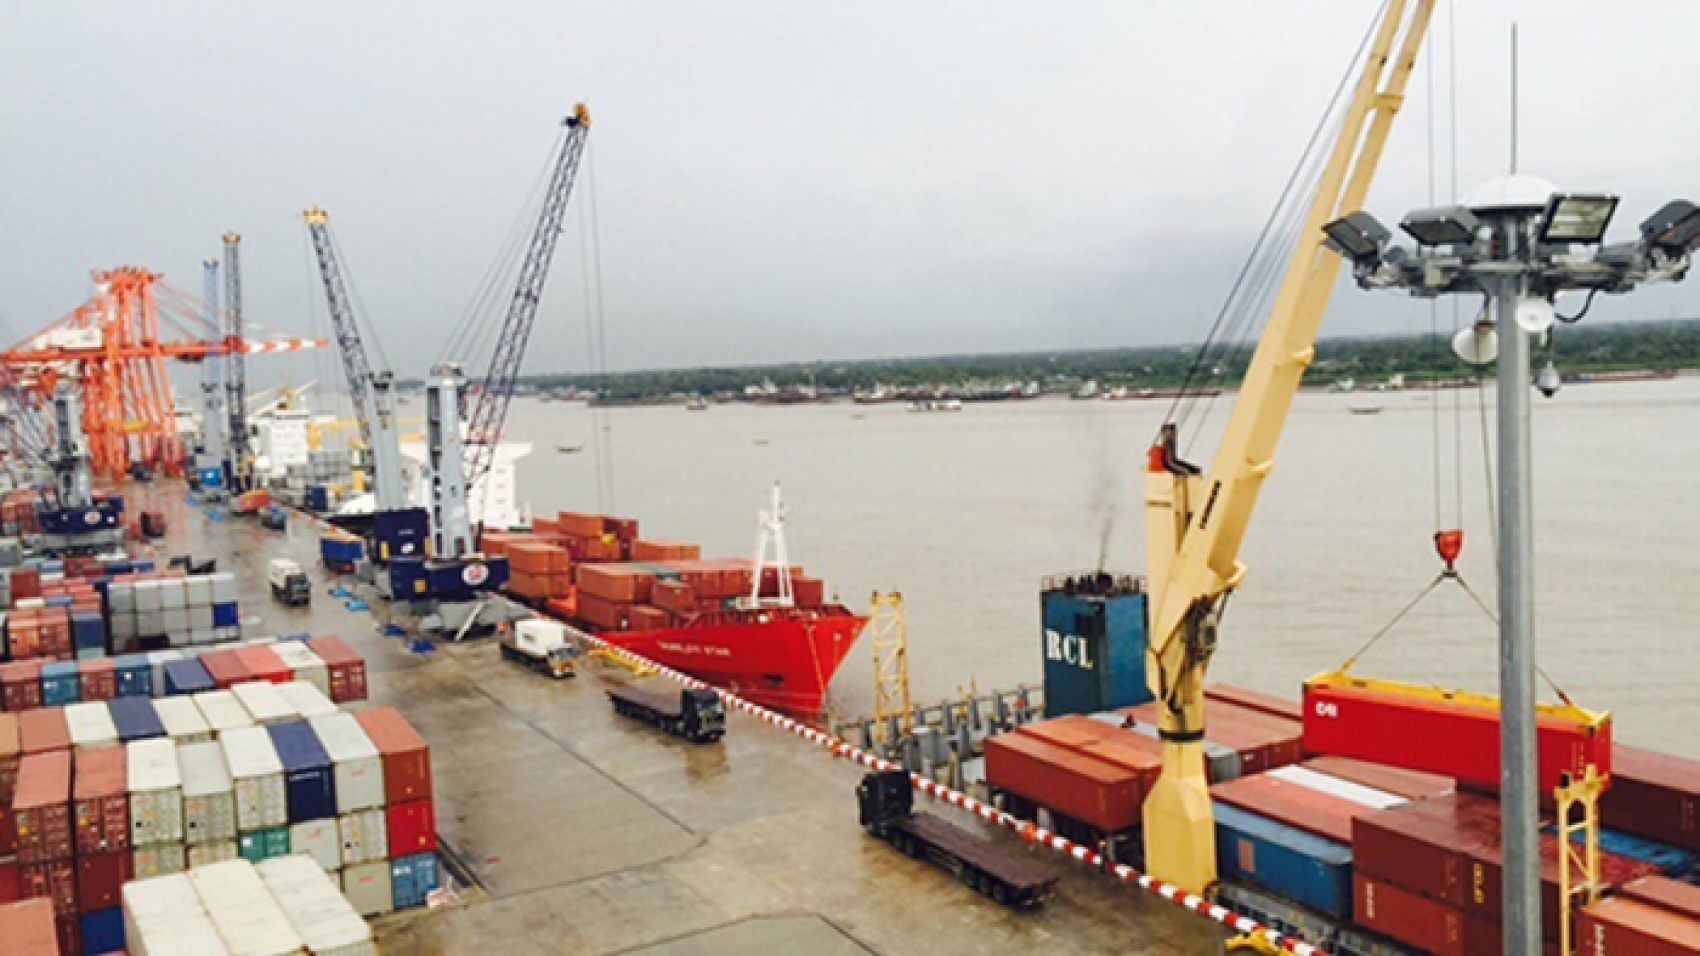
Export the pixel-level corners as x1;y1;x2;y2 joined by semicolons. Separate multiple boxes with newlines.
127;739;184;880
71;746;128;953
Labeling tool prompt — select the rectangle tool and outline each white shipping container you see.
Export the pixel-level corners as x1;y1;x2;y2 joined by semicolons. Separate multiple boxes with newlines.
269;643;330;696
130;737;186;844
288;818;341;872
257;854;377;956
134;842;188;879
186;575;214;607
156;695;215;743
123;873;231;956
158;578;186;610
109;581;136;613
187;840;240;869
136;579;164;613
190;859;307;956
195;689;255;735
1266;766;1408;810
233;680;296;725
337;809;389;867
65;701;119;749
222;726;289;831
147;649;188;694
340;861;394;917
180;741;238;845
276;681;336;720
309;713;384;813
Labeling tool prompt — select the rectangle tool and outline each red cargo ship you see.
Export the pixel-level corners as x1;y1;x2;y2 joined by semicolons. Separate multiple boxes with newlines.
491;489;867;717
596;606;866;716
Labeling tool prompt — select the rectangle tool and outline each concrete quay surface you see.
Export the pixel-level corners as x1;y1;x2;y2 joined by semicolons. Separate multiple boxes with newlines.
134;485;1225;956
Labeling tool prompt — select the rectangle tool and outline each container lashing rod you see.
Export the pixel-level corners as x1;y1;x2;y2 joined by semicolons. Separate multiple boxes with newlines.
1141;0;1435;894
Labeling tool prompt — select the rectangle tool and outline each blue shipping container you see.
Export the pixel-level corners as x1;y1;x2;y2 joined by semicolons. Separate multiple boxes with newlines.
113;654;153;698
163;659;215;696
268;720;337;823
320;535;363;565
46;595;73;609
109;697;166;742
42;661;81;706
1552;825;1696;877
1214;802;1355;920
131;560;155;573
212;603;240;628
1040;581;1152;717
305;485;330;512
71;612;106;653
80;906;126;955
391;852;440;909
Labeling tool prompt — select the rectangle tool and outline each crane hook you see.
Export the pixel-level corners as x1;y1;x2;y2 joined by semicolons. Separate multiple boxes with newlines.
1434;529;1464;576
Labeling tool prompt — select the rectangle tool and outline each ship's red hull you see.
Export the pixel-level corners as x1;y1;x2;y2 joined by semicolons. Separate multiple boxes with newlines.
596;608;865;717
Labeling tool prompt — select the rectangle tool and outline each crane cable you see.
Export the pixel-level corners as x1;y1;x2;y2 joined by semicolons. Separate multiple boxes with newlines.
578;140;617;513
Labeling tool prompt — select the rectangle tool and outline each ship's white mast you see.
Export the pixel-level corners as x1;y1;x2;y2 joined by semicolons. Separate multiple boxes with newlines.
747;482;794;608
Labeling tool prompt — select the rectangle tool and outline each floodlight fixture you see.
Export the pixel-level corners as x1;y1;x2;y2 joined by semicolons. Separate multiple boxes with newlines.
1322;212;1390;263
1400;205;1481;247
1452;320;1499;366
1540;194;1619;244
1640;200;1700;254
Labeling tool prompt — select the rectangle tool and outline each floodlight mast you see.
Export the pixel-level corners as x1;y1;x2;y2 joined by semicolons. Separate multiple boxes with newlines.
1328;183;1694;956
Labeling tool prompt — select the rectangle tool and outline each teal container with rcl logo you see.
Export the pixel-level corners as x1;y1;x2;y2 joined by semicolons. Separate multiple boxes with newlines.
1039;573;1152;717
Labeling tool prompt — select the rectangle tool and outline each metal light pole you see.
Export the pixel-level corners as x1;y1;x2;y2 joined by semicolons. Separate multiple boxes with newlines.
1486;210;1541;956
1325;182;1699;956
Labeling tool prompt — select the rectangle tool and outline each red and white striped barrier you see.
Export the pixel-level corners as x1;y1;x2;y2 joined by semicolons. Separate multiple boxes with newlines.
281;504;1325;956
245;338;328;354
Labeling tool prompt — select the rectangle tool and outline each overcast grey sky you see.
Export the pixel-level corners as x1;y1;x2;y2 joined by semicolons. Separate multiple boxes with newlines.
3;1;1697;384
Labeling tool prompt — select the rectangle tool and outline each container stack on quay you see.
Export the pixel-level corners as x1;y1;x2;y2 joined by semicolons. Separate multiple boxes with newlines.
484;510;829;629
0;632;437;955
120;856;377;956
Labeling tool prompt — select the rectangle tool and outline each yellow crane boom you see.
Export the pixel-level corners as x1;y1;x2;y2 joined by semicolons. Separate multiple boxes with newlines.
1140;0;1436;893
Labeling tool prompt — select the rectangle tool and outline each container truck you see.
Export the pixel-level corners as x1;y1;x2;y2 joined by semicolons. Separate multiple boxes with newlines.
499;619;578;679
856;769;1057;909
267;558;312;606
606;683;725;743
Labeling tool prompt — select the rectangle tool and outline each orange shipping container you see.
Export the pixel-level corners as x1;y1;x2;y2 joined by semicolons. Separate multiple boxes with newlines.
576;593;629;631
627;606;673;631
630;540;702;562
652;580;698;616
576;565;653;604
557;512;606;537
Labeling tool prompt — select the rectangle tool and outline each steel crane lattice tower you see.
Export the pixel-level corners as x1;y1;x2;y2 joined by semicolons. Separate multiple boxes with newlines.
223;232;248;492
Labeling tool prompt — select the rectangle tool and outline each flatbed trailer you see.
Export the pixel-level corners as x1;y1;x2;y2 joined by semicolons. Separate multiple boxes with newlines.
858;770;1057;909
606;683;725;743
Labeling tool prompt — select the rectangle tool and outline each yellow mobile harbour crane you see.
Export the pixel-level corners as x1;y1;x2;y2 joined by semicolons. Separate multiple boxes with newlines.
1139;0;1435;893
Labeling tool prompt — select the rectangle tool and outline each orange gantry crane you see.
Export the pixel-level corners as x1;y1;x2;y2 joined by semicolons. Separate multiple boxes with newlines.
2;266;323;481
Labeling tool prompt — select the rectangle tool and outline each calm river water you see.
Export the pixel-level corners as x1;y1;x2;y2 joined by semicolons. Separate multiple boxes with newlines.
499;377;1700;757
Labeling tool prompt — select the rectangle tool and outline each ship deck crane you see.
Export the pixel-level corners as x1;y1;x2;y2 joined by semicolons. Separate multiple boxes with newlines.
453;102;591;511
223;232;251;493
303;207;430;565
1139;0;1435;893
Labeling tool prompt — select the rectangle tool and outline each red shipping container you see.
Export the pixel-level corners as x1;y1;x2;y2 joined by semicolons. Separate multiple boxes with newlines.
627;606;673;632
1579;897;1700;956
651;580;698;616
1210;770;1372;845
19;858;74;918
18;711;68;756
1017;717;1164;778
356;707;432;803
1355;871;1470;956
1621;876;1700;921
1;661;44;711
72;746;127;856
233;646;291;685
1603;745;1700;852
199;649;252;689
11;568;41;601
576;593;630;631
790;576;825;607
603;517;639;541
13;751;72;865
556;512;606;537
387;799;437;856
0;859;18;904
306;636;367;703
1207;684;1305;722
1302;755;1457;802
984;730;1148;834
630;540;700;562
74;851;128;915
1303;675;1611;795
76;660;116;703
1120;700;1303;774
0;898;57;955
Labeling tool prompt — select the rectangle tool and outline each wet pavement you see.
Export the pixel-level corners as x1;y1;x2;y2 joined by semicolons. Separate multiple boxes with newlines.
129;484;1226;956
